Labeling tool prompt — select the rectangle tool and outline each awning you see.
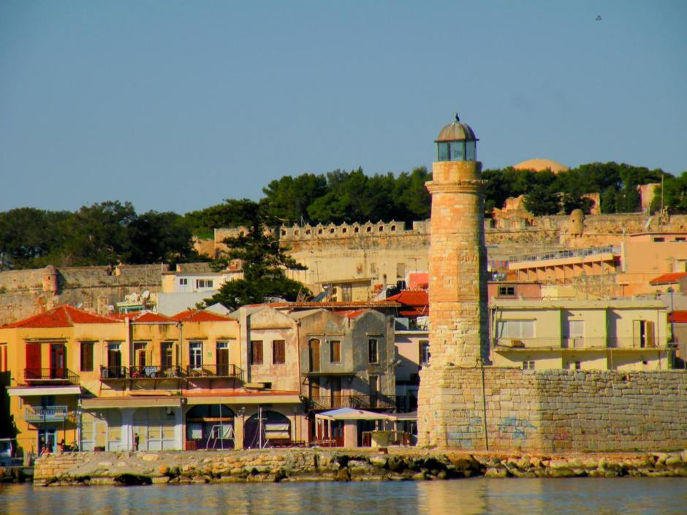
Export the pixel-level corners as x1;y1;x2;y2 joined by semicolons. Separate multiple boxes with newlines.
315;407;396;421
81;396;184;409
185;393;302;405
8;386;81;397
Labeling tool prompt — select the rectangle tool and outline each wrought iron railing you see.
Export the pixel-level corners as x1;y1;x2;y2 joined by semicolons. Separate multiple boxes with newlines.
128;365;183;379
185;364;243;380
25;405;69;423
493;336;667;350
24;368;79;384
307;394;397;411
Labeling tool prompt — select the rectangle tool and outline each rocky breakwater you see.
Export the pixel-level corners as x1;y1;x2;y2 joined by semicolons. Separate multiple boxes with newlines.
34;449;687;486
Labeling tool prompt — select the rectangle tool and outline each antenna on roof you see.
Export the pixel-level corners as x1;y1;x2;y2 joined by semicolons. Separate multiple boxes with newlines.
455;113;460;122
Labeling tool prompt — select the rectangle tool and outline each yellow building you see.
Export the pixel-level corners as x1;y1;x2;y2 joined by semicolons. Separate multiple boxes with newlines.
0;305;307;455
490;299;672;371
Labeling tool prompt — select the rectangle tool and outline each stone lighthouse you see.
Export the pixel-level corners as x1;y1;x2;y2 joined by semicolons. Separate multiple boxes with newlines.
417;115;489;447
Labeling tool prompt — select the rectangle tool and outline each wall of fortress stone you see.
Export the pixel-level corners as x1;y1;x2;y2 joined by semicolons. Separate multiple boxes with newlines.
0;264;166;324
426;367;687;453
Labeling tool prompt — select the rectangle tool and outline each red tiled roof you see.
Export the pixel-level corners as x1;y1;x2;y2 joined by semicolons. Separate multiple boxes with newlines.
386;290;428;308
399;307;429;317
4;305;119;328
130;311;175;323
650;272;687;285
171;309;231;322
669;311;687;323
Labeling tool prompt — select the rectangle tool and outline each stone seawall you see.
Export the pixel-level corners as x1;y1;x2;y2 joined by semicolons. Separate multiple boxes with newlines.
33;448;687;486
418;368;687;452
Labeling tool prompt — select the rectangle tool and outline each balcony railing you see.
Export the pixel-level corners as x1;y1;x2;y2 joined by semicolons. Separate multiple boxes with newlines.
493;337;668;351
24;368;79;385
25;405;69;423
185;364;243;380
100;365;241;382
128;366;183;379
308;394;397;411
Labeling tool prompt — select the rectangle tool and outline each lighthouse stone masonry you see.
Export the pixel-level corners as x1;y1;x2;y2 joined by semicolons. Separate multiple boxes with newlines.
417;116;489;448
417;116;687;452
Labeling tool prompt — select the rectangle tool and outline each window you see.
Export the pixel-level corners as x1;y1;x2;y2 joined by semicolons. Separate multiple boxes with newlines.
419;340;430;366
498;286;515;297
496;320;535;340
633;320;656;348
0;343;7;372
161;342;174;370
133;342;147;368
250;340;263;365
341;284;352;302
368;338;379;364
78;342;94;372
329;340;341;363
189;341;202;370
179;278;188;286
522;360;535;370
653;237;665;242
196;279;214;288
574;361;581;370
272;340;285;364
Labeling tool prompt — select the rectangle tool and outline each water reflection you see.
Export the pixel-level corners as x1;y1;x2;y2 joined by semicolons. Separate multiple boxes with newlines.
1;478;686;514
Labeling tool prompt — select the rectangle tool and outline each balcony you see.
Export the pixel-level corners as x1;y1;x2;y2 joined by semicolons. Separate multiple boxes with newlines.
494;337;669;352
185;364;243;381
128;366;183;379
308;394;397;411
24;368;79;385
100;366;184;381
25;405;69;423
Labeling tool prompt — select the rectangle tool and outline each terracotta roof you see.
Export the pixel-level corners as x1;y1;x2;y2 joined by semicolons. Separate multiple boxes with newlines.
669;311;687;323
171;309;232;322
386;290;429;308
129;311;176;323
649;272;687;286
3;305;119;328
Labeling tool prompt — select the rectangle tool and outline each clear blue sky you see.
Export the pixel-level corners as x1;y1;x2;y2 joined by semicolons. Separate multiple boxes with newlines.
1;1;685;214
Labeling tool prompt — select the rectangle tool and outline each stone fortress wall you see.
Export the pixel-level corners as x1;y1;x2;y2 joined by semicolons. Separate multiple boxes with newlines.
422;367;687;452
0;264;165;325
210;214;687;295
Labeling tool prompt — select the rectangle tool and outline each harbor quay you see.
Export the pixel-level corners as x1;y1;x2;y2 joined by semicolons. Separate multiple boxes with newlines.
29;447;687;486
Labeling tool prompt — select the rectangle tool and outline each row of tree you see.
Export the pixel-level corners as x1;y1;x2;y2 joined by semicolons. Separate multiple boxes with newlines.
0;202;197;270
2;162;685;271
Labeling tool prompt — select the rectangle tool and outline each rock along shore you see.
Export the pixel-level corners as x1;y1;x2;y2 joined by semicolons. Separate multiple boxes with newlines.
32;448;687;486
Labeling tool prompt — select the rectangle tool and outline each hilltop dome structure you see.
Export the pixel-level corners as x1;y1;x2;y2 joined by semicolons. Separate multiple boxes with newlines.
513;158;569;173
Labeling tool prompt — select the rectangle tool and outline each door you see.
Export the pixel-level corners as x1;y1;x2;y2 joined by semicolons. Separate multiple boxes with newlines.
26;343;41;380
567;320;584;349
329;377;342;408
50;344;66;379
308;339;320;372
38;428;57;454
161;342;174;372
369;375;379;408
216;342;229;376
309;380;321;407
107;343;122;378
